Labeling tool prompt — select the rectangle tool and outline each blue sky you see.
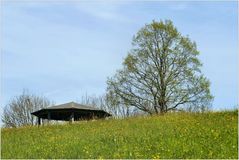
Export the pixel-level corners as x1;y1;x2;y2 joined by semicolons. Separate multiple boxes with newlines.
1;1;238;116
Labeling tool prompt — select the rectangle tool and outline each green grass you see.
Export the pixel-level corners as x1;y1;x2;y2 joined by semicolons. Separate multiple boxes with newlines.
1;110;238;159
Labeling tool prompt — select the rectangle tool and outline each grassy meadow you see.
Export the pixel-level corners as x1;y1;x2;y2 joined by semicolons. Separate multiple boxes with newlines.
1;110;238;159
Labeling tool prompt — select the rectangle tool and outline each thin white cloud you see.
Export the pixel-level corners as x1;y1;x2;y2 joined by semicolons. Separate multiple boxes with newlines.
74;1;130;22
168;3;189;11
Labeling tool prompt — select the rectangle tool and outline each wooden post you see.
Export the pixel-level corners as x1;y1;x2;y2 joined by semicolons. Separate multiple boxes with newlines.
70;112;74;123
38;117;41;126
48;111;51;124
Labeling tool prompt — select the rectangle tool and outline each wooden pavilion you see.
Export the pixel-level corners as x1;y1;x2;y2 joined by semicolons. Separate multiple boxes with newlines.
31;102;111;125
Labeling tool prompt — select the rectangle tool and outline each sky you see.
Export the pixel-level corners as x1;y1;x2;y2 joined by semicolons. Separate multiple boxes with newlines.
1;1;238;120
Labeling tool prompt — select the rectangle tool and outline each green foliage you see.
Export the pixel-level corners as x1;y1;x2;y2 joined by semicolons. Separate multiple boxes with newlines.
2;111;237;159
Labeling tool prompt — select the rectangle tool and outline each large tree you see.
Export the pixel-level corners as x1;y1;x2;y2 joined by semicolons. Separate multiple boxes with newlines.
2;90;52;127
107;20;213;114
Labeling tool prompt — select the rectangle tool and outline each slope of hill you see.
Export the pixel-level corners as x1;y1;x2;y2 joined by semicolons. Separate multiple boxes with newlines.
1;110;238;159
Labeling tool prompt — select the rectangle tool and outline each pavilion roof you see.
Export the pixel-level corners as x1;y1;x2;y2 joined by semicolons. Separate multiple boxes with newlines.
46;102;102;111
31;102;111;120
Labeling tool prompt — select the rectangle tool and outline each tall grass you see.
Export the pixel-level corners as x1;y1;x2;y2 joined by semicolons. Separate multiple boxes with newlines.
1;111;238;159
